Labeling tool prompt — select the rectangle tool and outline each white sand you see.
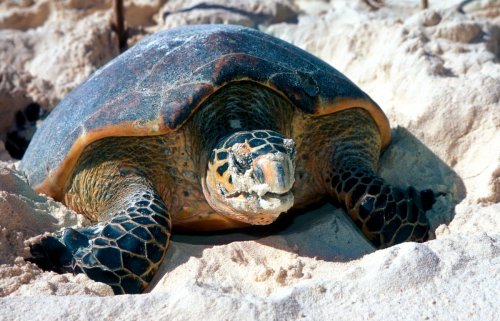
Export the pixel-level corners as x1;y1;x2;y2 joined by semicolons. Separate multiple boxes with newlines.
0;0;499;320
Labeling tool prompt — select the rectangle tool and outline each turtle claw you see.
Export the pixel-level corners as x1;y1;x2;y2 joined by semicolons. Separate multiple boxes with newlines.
329;167;435;248
420;189;447;212
27;232;76;274
27;227;98;274
419;189;436;211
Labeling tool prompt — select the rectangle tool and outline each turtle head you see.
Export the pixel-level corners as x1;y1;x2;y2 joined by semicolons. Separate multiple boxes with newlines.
204;130;296;225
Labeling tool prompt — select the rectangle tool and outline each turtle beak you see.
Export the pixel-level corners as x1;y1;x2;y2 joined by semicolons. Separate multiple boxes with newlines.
252;153;294;195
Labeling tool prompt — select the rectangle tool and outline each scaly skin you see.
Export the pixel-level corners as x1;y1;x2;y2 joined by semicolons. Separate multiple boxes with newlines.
299;108;431;247
30;153;172;294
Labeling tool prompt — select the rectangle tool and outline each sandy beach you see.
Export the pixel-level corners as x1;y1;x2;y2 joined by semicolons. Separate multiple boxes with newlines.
0;0;499;320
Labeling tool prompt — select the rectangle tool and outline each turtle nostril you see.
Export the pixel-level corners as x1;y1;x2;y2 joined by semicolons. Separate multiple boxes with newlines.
253;164;265;183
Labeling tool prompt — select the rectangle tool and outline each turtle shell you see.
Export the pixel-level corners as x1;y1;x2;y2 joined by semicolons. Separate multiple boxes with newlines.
20;24;390;200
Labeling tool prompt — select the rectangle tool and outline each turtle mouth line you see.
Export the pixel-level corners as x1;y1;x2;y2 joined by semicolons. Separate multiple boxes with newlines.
218;187;294;217
226;190;292;200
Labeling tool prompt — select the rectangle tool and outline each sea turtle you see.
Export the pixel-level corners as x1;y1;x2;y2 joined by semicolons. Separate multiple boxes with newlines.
20;24;436;294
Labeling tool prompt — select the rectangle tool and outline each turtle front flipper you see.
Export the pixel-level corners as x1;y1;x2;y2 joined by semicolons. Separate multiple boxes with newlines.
328;168;434;248
316;108;435;248
28;183;171;294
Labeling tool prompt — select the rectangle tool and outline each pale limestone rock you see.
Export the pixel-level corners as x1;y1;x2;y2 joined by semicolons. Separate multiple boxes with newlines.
124;0;163;27
158;0;299;29
0;0;50;30
0;2;119;113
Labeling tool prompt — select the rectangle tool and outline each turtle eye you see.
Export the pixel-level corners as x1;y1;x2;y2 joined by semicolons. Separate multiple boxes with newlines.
216;162;229;176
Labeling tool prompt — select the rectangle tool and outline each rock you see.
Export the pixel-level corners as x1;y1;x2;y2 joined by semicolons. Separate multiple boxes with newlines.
0;1;50;30
461;0;500;21
421;9;442;26
434;20;483;43
25;11;119;107
405;9;442;27
124;0;163;27
158;0;299;29
0;0;121;112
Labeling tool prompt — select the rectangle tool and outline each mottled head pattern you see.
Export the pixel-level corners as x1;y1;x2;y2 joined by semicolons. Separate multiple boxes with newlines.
205;129;296;225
